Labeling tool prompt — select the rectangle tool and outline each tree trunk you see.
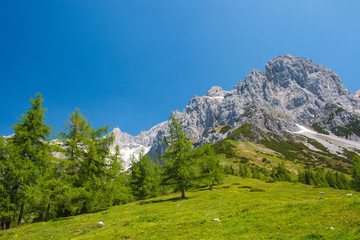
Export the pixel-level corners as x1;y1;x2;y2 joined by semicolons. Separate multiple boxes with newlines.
181;187;185;199
5;219;11;229
18;203;24;226
1;220;5;230
81;202;87;214
45;203;51;222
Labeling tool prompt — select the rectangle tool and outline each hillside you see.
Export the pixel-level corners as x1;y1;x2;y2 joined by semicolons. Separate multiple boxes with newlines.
2;176;359;240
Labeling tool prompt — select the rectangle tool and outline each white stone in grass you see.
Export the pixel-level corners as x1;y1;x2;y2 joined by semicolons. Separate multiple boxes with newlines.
211;218;221;222
99;221;105;227
347;193;353;196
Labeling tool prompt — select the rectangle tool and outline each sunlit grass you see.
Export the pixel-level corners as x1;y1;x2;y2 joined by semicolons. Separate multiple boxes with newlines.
1;175;359;239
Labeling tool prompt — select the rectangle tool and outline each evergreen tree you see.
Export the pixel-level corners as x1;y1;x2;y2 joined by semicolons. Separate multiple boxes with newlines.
57;108;114;214
251;166;262;180
162;115;195;199
0;137;22;229
239;163;249;178
352;155;360;191
11;93;52;227
197;144;224;188
105;146;134;205
271;162;291;182
130;152;162;200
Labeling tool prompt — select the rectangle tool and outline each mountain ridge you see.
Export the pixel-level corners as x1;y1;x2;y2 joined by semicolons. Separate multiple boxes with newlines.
111;54;360;166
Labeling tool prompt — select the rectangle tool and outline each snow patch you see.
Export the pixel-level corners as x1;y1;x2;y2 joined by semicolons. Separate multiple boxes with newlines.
291;124;360;155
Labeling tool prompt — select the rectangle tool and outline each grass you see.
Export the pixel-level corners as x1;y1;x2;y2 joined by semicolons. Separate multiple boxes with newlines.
2;175;360;239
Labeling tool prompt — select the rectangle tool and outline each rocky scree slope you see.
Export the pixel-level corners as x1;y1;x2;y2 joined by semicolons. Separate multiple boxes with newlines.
111;54;360;165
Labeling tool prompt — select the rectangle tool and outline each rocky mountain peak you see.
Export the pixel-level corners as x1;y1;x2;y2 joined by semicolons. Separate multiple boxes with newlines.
206;86;225;97
355;90;360;100
111;54;360;166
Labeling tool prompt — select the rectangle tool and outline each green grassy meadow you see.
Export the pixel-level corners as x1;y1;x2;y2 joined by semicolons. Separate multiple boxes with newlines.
1;175;359;240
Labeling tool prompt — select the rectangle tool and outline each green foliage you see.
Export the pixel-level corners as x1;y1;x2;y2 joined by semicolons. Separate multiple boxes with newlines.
162;115;196;199
306;138;329;153
57;108;123;215
298;168;350;190
271;162;292;182
332;126;353;138
196;144;224;187
226;123;256;140
239;163;250;178
260;139;310;161
1;93;53;229
130;152;164;200
332;119;360;138
213;141;236;158
311;123;330;135
352;155;360;191
219;125;231;134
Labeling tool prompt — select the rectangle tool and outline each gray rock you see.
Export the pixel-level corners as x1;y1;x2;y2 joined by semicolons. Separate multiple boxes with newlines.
355;90;360;100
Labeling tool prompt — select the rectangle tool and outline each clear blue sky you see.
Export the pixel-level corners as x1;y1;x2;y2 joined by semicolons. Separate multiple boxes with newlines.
1;0;360;136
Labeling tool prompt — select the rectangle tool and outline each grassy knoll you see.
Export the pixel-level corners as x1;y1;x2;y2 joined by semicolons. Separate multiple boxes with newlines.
1;176;359;240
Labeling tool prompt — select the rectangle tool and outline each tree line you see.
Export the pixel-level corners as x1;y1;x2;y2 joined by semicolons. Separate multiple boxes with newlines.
0;94;224;230
1;93;360;230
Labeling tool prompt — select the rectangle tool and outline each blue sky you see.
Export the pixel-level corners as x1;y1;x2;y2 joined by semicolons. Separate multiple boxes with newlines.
1;0;360;136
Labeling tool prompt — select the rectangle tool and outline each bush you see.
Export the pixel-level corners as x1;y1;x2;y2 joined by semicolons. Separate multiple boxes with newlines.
220;125;231;134
249;188;266;192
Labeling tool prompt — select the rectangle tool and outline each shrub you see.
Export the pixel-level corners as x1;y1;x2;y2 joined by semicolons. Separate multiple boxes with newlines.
220;125;232;134
249;188;266;192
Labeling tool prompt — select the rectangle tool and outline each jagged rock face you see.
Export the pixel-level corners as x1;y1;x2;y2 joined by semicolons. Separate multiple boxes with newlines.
355;90;360;100
112;54;360;164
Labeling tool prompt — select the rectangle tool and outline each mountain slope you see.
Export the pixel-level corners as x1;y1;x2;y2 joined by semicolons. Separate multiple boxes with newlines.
111;55;360;166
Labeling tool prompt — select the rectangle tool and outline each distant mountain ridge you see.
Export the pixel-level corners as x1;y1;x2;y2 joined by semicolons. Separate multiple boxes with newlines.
111;54;360;165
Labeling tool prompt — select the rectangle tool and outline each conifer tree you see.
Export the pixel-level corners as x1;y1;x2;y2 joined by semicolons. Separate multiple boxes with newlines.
162;115;195;199
11;93;52;227
239;163;250;178
57;108;114;214
0;137;22;229
197;144;224;188
352;155;360;191
130;152;162;200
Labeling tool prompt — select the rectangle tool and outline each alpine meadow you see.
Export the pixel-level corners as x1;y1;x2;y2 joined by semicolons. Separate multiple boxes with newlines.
2;1;360;239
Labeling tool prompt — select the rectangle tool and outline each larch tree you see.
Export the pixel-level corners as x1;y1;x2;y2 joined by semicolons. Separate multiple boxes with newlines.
162;114;195;199
0;93;52;228
57;108;114;214
130;151;162;200
351;155;360;191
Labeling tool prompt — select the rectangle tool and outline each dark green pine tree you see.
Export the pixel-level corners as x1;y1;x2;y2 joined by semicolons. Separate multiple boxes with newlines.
162;114;196;199
352;155;360;191
130;152;163;200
